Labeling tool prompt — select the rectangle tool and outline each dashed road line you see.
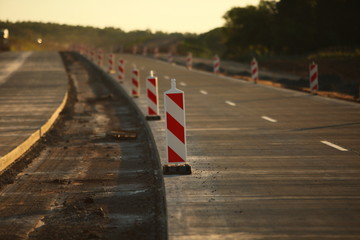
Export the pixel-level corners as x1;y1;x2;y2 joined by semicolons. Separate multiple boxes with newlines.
261;116;277;123
321;141;348;152
179;82;187;86
200;90;208;95
225;101;236;106
164;75;170;79
188;128;244;131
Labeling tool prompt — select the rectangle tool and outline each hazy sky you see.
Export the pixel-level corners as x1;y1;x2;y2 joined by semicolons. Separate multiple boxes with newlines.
0;0;260;33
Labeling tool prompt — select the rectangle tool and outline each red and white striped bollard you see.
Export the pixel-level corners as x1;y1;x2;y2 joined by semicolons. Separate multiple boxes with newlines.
146;71;161;120
186;52;192;70
117;59;125;83
251;58;259;83
132;67;140;98
132;45;138;54
163;79;191;174
168;52;173;63
108;53;115;73
97;49;103;67
309;61;319;94
154;47;159;58
143;46;147;56
213;54;220;74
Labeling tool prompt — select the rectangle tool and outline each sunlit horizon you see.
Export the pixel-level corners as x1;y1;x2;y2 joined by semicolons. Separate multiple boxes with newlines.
0;0;261;34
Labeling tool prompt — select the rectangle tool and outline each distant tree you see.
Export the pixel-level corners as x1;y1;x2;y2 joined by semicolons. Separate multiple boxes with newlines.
223;0;276;59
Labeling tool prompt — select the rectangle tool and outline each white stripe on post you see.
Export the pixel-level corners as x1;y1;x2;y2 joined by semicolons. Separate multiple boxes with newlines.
164;79;187;163
132;68;140;98
309;61;319;94
146;71;160;119
251;58;259;83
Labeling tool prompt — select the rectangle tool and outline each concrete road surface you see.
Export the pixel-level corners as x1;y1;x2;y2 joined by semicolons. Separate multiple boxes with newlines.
0;51;67;172
100;53;360;239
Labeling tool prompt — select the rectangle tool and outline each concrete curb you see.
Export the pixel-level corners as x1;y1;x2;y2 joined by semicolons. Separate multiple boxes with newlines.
0;91;68;173
75;52;168;240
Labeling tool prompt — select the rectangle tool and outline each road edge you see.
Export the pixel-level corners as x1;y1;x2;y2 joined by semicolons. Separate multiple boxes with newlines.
0;53;69;174
73;52;168;240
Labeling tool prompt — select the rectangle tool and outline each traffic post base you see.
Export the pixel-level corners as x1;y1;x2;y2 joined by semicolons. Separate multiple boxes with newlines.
163;163;192;175
145;115;161;121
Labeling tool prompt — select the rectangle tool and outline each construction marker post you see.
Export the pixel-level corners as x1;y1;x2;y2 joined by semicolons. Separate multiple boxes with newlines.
213;54;220;74
145;71;161;121
117;59;125;83
309;61;319;94
108;53;115;73
90;49;95;62
97;49;103;67
186;52;192;70
143;46;147;56
163;79;191;175
154;47;159;58
251;58;259;83
132;45;138;54
131;67;140;98
168;52;173;63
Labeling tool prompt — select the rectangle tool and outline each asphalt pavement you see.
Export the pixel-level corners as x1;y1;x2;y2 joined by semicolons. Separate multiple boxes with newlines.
100;53;360;240
0;51;68;172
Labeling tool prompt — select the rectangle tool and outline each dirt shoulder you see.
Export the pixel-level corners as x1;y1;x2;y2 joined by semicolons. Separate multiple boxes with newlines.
0;52;166;240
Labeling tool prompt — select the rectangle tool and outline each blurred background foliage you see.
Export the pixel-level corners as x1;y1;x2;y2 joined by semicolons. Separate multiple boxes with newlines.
1;0;359;60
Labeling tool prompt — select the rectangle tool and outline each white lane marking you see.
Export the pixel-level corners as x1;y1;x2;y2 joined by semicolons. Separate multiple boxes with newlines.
261;116;277;123
164;75;170;79
0;52;32;86
200;90;208;95
321;141;348;152
179;82;187;86
225;101;236;106
188;128;243;131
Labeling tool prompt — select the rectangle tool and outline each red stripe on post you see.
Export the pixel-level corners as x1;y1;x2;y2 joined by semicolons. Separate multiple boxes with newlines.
167;93;183;109
166;113;185;143
148;107;156;115
311;72;318;82
168;146;185;162
148;78;156;87
132;79;138;87
147;89;157;104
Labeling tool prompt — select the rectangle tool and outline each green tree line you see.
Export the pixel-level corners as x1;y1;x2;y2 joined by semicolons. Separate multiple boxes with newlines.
222;0;360;59
1;0;359;59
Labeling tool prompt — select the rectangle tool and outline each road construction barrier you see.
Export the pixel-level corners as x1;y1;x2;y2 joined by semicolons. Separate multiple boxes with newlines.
168;52;173;63
186;52;192;70
108;53;115;73
90;49;95;62
146;71;161;120
143;46;147;56
132;45;138;54
132;67;140;97
309;61;319;94
251;58;259;83
213;54;220;74
163;79;191;175
117;59;125;83
154;47;159;58
97;49;103;66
